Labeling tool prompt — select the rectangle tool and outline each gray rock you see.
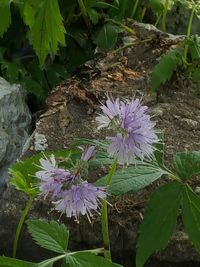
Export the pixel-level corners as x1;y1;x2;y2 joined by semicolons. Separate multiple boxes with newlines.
0;78;31;186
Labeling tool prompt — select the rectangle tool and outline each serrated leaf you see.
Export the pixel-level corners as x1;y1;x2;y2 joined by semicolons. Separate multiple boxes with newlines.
136;181;183;267
96;165;168;195
36;255;66;267
0;1;12;37
27;0;66;65
173;151;200;181
68;252;122;267
182;185;200;253
0;256;35;267
27;219;69;253
93;22;121;50
151;48;182;93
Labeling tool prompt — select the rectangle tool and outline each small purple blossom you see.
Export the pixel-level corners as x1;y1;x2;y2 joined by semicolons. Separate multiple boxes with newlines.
81;146;96;161
54;181;107;222
35;154;75;199
96;97;158;165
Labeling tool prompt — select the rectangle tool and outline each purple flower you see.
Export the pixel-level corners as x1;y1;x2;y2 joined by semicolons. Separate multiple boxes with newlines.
96;97;158;165
81;146;96;161
35;154;75;199
54;181;107;222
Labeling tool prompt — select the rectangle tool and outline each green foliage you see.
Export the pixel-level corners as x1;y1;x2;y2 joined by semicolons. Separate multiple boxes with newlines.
136;181;183;267
93;22;122;50
68;252;122;267
9;149;80;197
151;48;182;93
24;0;66;66
0;256;35;267
26;220;69;254
0;0;12;37
96;164;168;195
181;185;200;253
173;151;200;181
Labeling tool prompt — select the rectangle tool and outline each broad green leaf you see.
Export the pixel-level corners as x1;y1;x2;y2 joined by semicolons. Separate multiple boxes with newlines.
9;149;80;197
0;256;35;267
87;8;99;24
182;185;200;253
68;252;122;267
27;219;69;253
173;151;200;181
96;165;168;195
0;0;12;37
23;0;41;28
136;181;183;267
27;0;66;65
1;61;20;82
24;77;46;100
151;48;182;93
93;22;121;50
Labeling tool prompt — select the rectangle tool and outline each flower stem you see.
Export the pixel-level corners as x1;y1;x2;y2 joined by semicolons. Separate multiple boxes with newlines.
131;0;139;19
77;0;92;29
12;197;34;258
101;158;118;261
184;6;195;62
162;0;169;32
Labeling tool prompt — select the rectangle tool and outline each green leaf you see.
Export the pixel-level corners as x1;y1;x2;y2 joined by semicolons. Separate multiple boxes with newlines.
27;0;66;65
45;64;70;87
93;22;121;50
151;48;182;93
26;219;69;253
192;67;200;90
0;0;12;37
9;149;79;197
189;35;200;60
96;165;168;195
68;252;122;267
1;61;20;82
149;0;176;14
182;185;200;253
0;256;35;267
87;8;99;24
173;151;200;181
136;181;183;267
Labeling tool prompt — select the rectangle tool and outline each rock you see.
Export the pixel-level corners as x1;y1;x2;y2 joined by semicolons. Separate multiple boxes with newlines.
0;78;31;187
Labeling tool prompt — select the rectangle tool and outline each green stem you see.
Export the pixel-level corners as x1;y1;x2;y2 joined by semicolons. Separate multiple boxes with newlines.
77;0;92;29
155;13;162;27
162;0;169;32
12;197;34;258
184;6;195;62
140;6;147;22
106;18;136;37
131;0;139;19
101;158;118;261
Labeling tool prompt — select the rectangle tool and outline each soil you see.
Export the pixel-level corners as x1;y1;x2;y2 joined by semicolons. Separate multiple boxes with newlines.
1;22;200;267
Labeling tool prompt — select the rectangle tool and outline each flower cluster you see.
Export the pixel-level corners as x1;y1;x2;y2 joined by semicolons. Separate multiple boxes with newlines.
96;97;158;165
35;147;106;222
